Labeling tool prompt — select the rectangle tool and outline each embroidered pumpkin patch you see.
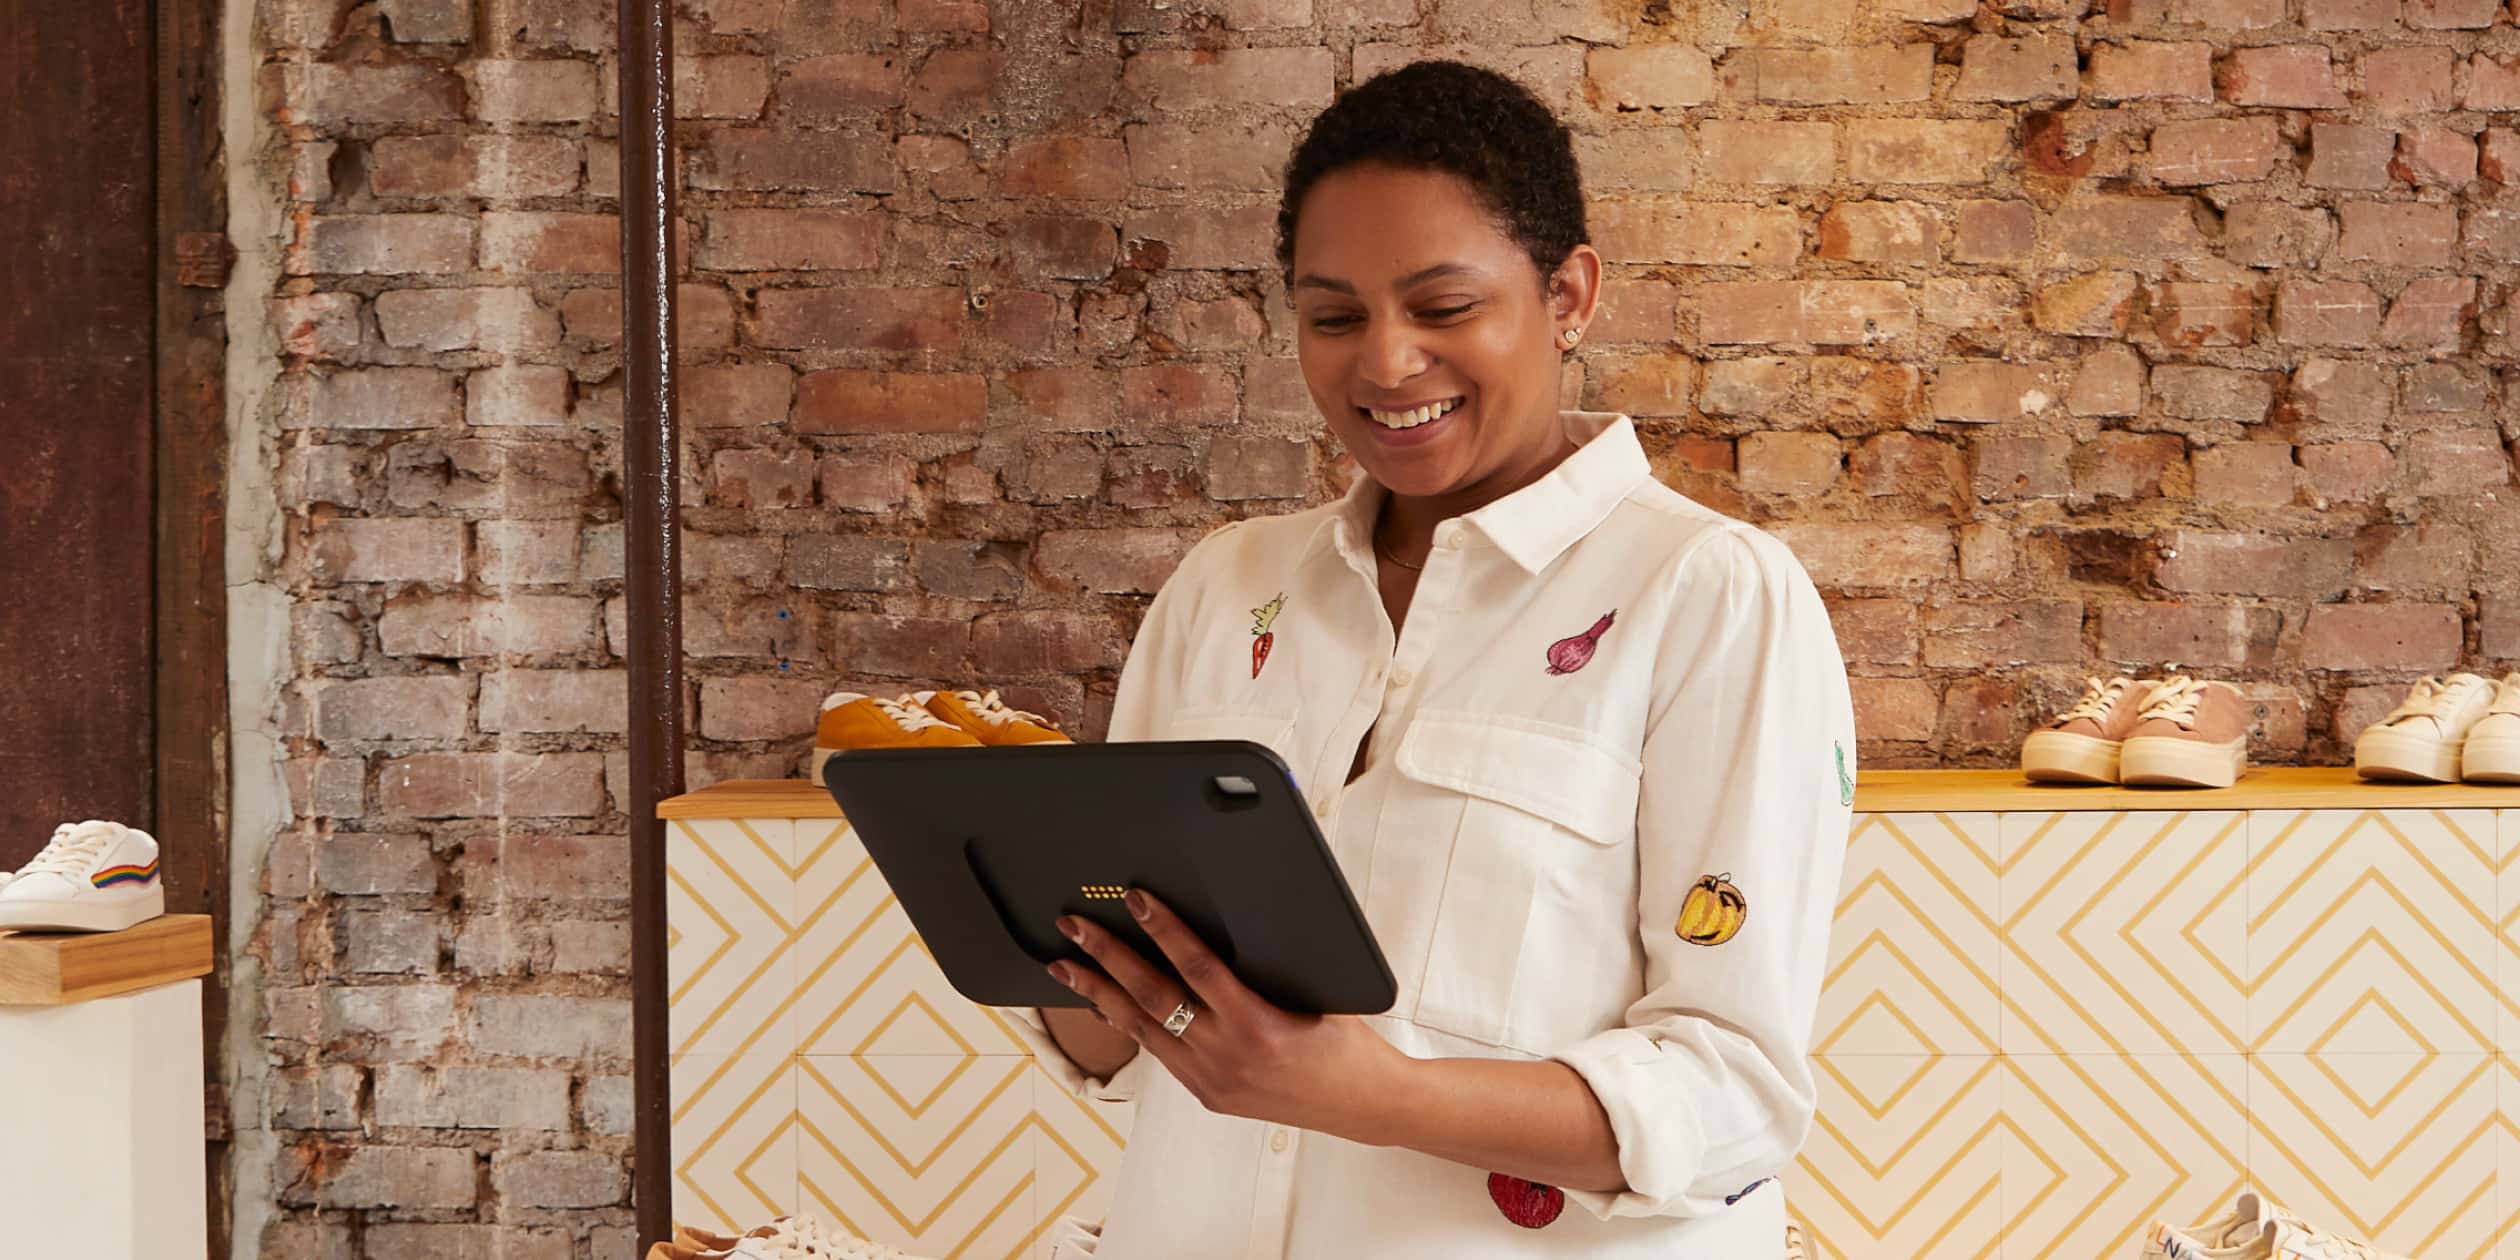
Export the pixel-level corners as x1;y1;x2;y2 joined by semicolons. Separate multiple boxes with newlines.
1676;873;1747;946
1488;1173;1564;1229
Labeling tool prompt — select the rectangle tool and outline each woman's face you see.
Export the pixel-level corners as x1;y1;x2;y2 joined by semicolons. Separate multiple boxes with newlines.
1288;163;1598;504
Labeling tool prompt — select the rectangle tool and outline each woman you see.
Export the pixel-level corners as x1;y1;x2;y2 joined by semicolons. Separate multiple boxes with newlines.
1008;59;1853;1258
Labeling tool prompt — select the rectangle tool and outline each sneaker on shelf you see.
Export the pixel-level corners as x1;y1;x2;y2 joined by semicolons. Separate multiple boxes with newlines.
810;691;981;784
0;821;165;933
2265;1217;2407;1260
672;1215;916;1260
919;688;1070;747
2459;672;2520;784
2119;676;2251;789
2022;676;2157;784
1783;1222;1809;1260
2354;672;2495;783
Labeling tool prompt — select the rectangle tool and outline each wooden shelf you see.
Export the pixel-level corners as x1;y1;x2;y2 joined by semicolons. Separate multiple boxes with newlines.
0;914;214;1006
660;766;2520;822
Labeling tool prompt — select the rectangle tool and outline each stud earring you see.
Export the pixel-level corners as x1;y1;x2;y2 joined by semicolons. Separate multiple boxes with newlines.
1559;327;1583;348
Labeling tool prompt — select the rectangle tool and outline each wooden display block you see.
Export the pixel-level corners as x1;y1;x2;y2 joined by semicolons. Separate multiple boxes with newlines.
0;914;213;1006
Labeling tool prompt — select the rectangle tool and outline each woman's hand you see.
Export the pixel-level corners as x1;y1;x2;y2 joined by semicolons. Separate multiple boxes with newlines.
1050;889;1407;1138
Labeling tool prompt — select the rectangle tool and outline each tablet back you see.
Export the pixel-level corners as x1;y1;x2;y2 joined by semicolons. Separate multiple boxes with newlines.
821;741;1397;1016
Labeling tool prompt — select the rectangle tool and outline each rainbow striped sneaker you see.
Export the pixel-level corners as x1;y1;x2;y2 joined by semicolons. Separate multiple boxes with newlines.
0;820;165;933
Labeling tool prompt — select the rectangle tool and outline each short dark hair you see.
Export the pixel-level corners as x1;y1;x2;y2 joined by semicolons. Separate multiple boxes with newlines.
1276;60;1589;288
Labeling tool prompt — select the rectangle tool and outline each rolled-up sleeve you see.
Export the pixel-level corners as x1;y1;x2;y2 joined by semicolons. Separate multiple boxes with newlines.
1550;525;1855;1220
997;523;1236;1103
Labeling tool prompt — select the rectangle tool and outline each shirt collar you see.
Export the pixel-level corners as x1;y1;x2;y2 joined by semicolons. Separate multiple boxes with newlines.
1318;410;1652;575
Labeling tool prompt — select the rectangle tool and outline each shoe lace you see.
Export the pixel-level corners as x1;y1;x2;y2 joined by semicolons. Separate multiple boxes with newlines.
2137;676;2208;727
869;695;954;734
2385;674;2486;726
2493;674;2520;716
21;822;119;877
2057;676;2138;724
953;689;1056;731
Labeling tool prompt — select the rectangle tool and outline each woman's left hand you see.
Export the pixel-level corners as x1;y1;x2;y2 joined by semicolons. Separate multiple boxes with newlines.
1050;889;1406;1137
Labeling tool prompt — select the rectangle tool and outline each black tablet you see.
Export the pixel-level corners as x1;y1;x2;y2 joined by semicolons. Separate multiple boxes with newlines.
820;740;1397;1016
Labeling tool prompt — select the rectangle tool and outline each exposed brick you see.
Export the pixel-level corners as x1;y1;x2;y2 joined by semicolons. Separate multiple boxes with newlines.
1738;432;1843;496
2153;283;2256;348
323;1147;476;1210
2154;365;2275;423
2275;279;2385;348
1585;353;1692;418
2302;603;2465;670
2407;0;2500;24
2149;117;2284;185
697;675;827;741
1843;120;2011;184
2301;441;2396;504
1124;47;1335;111
2073;432;2186;500
375;287;558;353
1592;200;1800;266
2332;202;2459;267
298;64;466;125
2381;275;2475;350
293;215;473;276
466;994;631;1060
2307;0;2398;26
1697;357;1801;416
1851;677;1940;743
2406;430;2512;496
1818;201;1939;264
697;209;883;271
1956;33;2077;102
478;210;619;274
2394;127;2479;188
1583;46;1716;112
2356;522;2476;596
467;59;600;122
972;610;1122;675
1744;44;1933;104
693;129;899;194
2220;45;2347;108
2032;272;2139;337
1932;361;2063;422
819;453;916;513
1125;121;1294;191
373;135;580;199
999;136;1131;200
787;535;911;592
1973;436;2072;501
2468;53;2520;111
1123;206;1277;270
781;52;905;118
1697;281;1914;345
376;1066;571;1131
2098;601;2280;668
1922;599;2082;667
2193;443;2299;508
1954;200;2037;263
2049;195;2210;261
1768;522;1954;590
1829;598;1920;665
906;48;1001;120
2306;124;2395;191
1035;528;1199;594
2154;530;2351;600
2363;47;2457;115
478;669;627;734
758;287;967;353
376;752;604;817
493;1151;624;1210
1850;432;1965;503
2089;41;2216;103
1206;436;1313;500
1700;121;1833;185
677;54;771;119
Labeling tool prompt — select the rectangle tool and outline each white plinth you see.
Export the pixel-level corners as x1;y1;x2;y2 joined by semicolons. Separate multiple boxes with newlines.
0;978;206;1256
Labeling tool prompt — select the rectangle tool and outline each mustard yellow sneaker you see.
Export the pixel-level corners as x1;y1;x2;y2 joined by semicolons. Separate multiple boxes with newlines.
810;691;980;783
918;688;1070;746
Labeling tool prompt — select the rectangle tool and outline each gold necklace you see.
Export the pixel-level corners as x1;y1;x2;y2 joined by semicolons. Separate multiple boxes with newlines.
1376;541;1425;572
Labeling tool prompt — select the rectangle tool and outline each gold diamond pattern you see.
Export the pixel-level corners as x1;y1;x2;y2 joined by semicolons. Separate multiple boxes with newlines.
672;805;2520;1257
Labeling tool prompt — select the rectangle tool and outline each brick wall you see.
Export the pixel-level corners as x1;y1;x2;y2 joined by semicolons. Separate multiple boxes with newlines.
239;0;2520;1252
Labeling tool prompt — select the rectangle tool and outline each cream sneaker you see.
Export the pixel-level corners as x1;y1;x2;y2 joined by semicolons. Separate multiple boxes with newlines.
2354;672;2494;783
2460;672;2520;783
2120;676;2251;788
2143;1191;2407;1260
2023;676;2157;783
0;821;165;933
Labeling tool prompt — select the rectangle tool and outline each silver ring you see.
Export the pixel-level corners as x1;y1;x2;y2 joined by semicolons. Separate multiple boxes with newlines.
1162;1002;1196;1038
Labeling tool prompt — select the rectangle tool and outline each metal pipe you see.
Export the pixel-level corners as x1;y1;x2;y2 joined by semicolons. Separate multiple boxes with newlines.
615;0;681;1242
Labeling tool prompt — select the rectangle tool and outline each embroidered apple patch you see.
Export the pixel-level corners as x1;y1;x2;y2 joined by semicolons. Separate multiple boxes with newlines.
1488;1173;1564;1228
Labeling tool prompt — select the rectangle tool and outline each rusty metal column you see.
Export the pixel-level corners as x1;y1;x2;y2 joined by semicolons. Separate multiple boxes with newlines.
618;0;681;1243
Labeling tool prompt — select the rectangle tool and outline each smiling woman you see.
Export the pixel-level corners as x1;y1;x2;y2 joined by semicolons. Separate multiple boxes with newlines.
1004;59;1855;1260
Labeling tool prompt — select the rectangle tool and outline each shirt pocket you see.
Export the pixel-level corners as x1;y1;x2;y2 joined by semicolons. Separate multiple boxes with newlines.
1396;711;1642;1053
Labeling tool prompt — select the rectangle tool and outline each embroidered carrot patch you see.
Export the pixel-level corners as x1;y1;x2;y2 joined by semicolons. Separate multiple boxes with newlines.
1544;611;1615;675
1250;594;1285;680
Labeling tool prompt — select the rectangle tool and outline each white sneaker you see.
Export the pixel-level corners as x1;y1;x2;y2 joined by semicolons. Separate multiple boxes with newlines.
2461;672;2520;783
0;821;166;933
2354;672;2495;782
2143;1192;2407;1260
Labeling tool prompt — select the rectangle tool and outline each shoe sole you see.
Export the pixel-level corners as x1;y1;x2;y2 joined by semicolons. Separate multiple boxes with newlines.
2022;730;2121;783
2355;726;2461;783
2120;735;2246;788
0;887;164;933
2463;734;2520;783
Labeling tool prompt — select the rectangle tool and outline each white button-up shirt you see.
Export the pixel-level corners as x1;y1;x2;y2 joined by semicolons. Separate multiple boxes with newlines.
1010;411;1855;1259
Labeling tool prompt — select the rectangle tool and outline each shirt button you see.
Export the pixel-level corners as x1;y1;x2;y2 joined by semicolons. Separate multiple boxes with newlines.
1270;1128;1290;1153
1313;797;1332;821
1389;669;1415;689
1435;523;1462;548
